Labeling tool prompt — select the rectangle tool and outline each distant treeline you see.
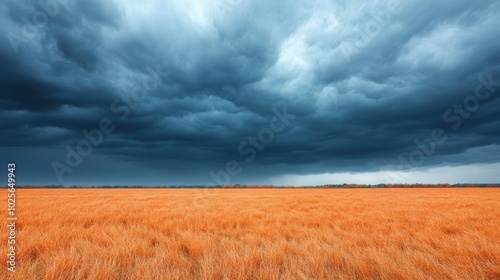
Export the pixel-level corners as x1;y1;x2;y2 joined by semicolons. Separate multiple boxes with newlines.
9;184;500;188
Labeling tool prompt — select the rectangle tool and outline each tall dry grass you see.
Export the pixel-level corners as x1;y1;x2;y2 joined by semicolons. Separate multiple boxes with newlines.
1;188;499;279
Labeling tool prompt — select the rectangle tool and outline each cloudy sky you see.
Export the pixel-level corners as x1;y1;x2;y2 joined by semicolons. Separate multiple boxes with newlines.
1;0;500;186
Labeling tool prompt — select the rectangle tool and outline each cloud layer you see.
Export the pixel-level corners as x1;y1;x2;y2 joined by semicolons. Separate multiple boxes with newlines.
1;0;500;185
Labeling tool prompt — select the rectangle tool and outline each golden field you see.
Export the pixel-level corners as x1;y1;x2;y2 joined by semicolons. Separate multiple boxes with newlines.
1;188;499;280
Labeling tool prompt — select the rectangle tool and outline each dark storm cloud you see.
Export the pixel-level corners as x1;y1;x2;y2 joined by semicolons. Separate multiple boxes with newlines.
1;0;500;185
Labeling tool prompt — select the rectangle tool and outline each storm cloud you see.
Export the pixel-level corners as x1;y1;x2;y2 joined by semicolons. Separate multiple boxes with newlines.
1;0;500;185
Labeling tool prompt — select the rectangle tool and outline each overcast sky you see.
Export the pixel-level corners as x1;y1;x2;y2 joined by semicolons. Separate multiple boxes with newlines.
1;0;500;186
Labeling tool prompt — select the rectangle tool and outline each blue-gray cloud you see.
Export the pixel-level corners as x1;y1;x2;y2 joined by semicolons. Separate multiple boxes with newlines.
1;0;500;185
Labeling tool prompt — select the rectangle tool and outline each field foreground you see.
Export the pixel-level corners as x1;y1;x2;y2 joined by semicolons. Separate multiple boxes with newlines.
1;188;500;279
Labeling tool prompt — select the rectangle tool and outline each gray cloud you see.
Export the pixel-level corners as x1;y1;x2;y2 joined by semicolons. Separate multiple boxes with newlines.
1;0;500;185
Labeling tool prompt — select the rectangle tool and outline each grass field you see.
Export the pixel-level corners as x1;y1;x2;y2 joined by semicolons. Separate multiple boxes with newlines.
1;188;499;279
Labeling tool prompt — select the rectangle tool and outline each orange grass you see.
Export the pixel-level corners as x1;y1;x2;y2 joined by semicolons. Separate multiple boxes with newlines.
1;188;499;279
